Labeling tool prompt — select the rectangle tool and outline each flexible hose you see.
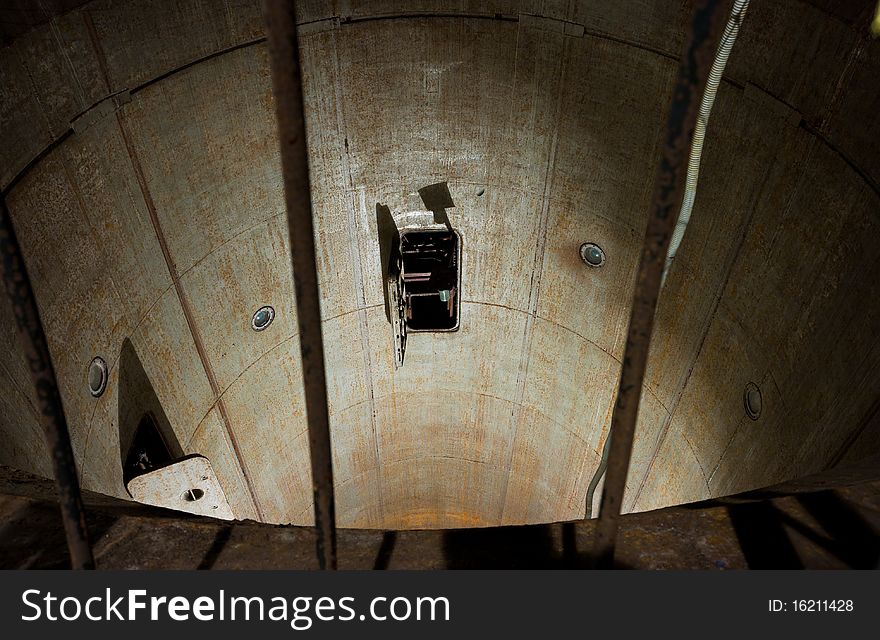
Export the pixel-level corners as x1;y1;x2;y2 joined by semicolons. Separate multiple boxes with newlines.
585;0;751;519
585;430;612;519
662;0;750;285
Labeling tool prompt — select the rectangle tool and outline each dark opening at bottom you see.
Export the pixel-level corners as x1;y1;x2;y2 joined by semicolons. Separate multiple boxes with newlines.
407;292;457;331
123;413;173;484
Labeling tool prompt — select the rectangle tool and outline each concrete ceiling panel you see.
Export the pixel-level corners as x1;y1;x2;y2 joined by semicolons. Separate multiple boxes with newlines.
119;45;281;276
178;214;295;392
631;426;708;512
521;316;619;454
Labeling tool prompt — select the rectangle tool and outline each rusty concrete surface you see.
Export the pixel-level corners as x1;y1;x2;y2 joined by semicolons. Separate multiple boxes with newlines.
0;0;878;529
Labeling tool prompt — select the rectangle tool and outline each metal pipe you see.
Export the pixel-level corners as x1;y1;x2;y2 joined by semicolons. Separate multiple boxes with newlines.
263;0;337;570
584;430;611;519
591;0;727;569
0;195;95;570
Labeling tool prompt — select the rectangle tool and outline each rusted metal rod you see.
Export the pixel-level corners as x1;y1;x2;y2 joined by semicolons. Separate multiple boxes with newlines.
591;0;727;569
0;195;95;570
263;0;337;570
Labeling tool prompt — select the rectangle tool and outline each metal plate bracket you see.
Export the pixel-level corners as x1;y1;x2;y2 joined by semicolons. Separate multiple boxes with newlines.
127;454;234;520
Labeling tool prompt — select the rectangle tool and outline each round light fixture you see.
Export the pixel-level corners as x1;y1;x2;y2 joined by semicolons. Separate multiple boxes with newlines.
580;242;606;267
744;382;762;420
251;306;275;331
88;357;108;398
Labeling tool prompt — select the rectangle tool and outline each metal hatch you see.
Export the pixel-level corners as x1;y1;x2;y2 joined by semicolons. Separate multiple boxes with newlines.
399;228;461;333
377;206;462;369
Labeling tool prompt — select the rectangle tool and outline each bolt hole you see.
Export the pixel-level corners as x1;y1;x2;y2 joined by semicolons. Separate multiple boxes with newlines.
88;357;108;398
476;187;485;197
182;488;205;502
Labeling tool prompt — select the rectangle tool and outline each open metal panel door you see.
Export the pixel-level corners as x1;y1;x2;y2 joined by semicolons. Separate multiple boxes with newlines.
387;254;407;369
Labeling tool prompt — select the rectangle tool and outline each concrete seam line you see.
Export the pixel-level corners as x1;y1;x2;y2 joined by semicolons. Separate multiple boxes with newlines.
83;7;265;522
113;112;265;522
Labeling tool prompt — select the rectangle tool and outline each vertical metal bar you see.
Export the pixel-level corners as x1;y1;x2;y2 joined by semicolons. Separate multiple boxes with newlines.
591;0;726;569
263;0;337;570
0;195;95;570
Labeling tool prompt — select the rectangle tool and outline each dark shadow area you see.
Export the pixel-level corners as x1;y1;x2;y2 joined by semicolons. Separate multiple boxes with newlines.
418;181;454;229
727;452;880;500
376;203;399;323
118;339;182;485
443;525;559;568
561;521;578;565
795;491;880;568
0;498;118;569
197;524;234;570
372;530;397;570
441;523;625;569
727;502;803;568
123;414;174;484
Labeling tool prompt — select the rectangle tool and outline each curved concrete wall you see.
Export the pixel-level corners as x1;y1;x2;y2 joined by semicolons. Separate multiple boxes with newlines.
1;0;878;528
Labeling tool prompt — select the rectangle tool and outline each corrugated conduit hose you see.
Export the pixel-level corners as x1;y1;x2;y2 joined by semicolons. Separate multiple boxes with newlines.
662;0;750;285
585;0;751;519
